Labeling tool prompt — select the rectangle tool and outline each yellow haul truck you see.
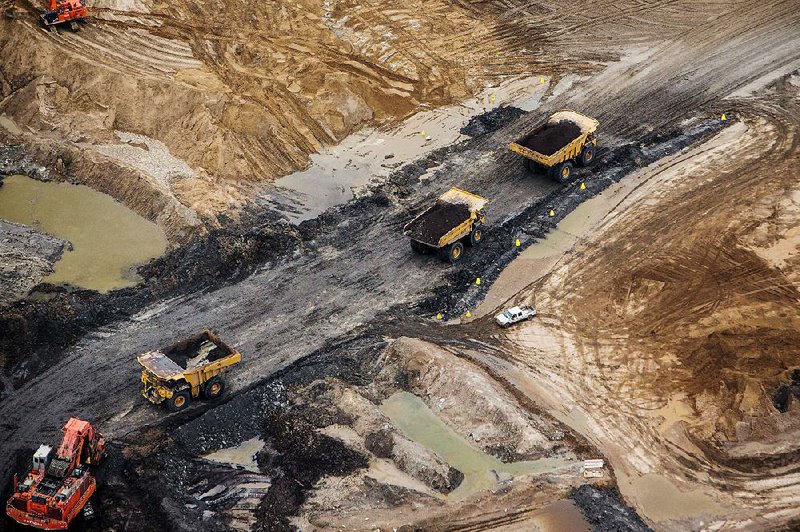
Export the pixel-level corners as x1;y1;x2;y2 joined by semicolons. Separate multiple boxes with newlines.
137;330;241;412
509;110;599;183
404;187;489;263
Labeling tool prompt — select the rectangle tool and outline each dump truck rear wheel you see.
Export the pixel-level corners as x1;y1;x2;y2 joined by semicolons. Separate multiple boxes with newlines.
441;242;464;263
468;226;483;246
525;159;537;173
579;144;595;166
552;162;573;183
204;377;225;400
165;390;191;412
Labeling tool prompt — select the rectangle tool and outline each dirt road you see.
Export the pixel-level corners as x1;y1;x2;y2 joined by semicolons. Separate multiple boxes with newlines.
483;77;800;529
1;0;800;528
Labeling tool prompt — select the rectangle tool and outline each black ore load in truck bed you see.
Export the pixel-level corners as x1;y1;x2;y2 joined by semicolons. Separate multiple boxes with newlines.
521;120;582;156
405;202;472;246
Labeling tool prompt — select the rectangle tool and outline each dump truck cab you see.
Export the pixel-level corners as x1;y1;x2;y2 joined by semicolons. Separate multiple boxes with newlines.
137;330;241;412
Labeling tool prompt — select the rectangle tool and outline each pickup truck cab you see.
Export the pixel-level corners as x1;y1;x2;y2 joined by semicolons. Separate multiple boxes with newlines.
495;306;537;327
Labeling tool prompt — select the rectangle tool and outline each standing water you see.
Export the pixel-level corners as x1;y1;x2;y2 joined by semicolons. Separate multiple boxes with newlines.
0;175;167;292
382;392;574;501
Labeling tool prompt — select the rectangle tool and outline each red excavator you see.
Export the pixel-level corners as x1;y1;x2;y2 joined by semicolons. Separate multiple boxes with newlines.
6;418;105;530
41;0;87;29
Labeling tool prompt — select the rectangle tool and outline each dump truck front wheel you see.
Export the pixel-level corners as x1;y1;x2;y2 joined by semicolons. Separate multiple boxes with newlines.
552;162;573;183
579;144;595;167
468;226;483;246
165;390;191;412
204;377;226;400
441;242;465;263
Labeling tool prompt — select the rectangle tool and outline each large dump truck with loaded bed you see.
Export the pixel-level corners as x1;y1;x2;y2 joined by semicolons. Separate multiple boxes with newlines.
404;187;489;263
509;110;599;183
137;330;241;412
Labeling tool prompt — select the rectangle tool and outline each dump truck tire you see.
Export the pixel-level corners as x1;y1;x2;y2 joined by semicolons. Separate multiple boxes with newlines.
441;242;464;263
203;377;225;400
553;162;573;183
579;144;595;167
468;226;483;246
165;390;191;412
525;159;537;173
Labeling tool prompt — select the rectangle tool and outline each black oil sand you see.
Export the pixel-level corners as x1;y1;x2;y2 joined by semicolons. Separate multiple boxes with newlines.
405;202;472;245
522;120;582;155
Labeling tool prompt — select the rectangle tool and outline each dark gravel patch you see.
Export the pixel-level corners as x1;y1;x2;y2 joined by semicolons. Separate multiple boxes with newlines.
460;106;525;137
522;120;582;155
571;485;652;532
404;202;472;245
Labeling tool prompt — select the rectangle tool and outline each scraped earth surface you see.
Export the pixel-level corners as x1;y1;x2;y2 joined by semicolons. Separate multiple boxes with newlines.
1;0;800;530
495;76;800;529
0;0;601;237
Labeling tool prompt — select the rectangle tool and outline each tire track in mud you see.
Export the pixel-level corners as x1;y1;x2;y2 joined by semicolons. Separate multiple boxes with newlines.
499;88;800;527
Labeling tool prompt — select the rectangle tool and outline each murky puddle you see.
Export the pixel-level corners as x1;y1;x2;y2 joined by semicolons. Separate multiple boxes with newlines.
476;182;624;316
0;174;167;292
381;392;573;501
529;499;592;532
202;437;264;473
267;75;552;223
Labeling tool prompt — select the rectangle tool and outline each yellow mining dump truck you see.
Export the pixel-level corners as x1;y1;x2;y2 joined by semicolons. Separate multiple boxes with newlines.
404;187;489;263
137;330;241;412
509;110;599;183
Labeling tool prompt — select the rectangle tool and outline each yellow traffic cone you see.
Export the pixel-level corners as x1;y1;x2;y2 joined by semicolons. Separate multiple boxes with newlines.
540;77;545;84
465;310;472;318
580;182;586;190
476;277;481;285
515;239;521;247
721;114;727;121
549;209;555;217
436;313;443;320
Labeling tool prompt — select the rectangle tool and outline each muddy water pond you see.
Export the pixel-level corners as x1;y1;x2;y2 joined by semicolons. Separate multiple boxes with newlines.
382;392;573;501
0;175;167;292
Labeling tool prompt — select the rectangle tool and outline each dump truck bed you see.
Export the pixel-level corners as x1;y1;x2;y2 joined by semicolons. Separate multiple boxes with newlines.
404;188;488;247
137;330;238;379
509;111;599;167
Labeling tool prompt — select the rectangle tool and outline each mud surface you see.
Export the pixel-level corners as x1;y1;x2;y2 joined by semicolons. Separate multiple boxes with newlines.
404;202;472;245
2;1;800;530
522;120;582;155
0;219;68;306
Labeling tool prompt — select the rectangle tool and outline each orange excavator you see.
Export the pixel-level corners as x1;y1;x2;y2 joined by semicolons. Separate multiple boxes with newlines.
41;0;87;29
6;418;105;530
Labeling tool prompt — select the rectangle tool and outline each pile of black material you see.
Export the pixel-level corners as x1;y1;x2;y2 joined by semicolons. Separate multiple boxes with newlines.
523;120;582;155
405;202;471;245
772;369;800;412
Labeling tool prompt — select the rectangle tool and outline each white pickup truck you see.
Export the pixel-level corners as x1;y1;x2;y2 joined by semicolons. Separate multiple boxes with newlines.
495;306;537;328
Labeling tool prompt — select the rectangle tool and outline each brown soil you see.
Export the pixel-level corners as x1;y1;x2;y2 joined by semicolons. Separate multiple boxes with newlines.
405;202;472;246
522;120;582;155
488;77;800;528
0;0;588;238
